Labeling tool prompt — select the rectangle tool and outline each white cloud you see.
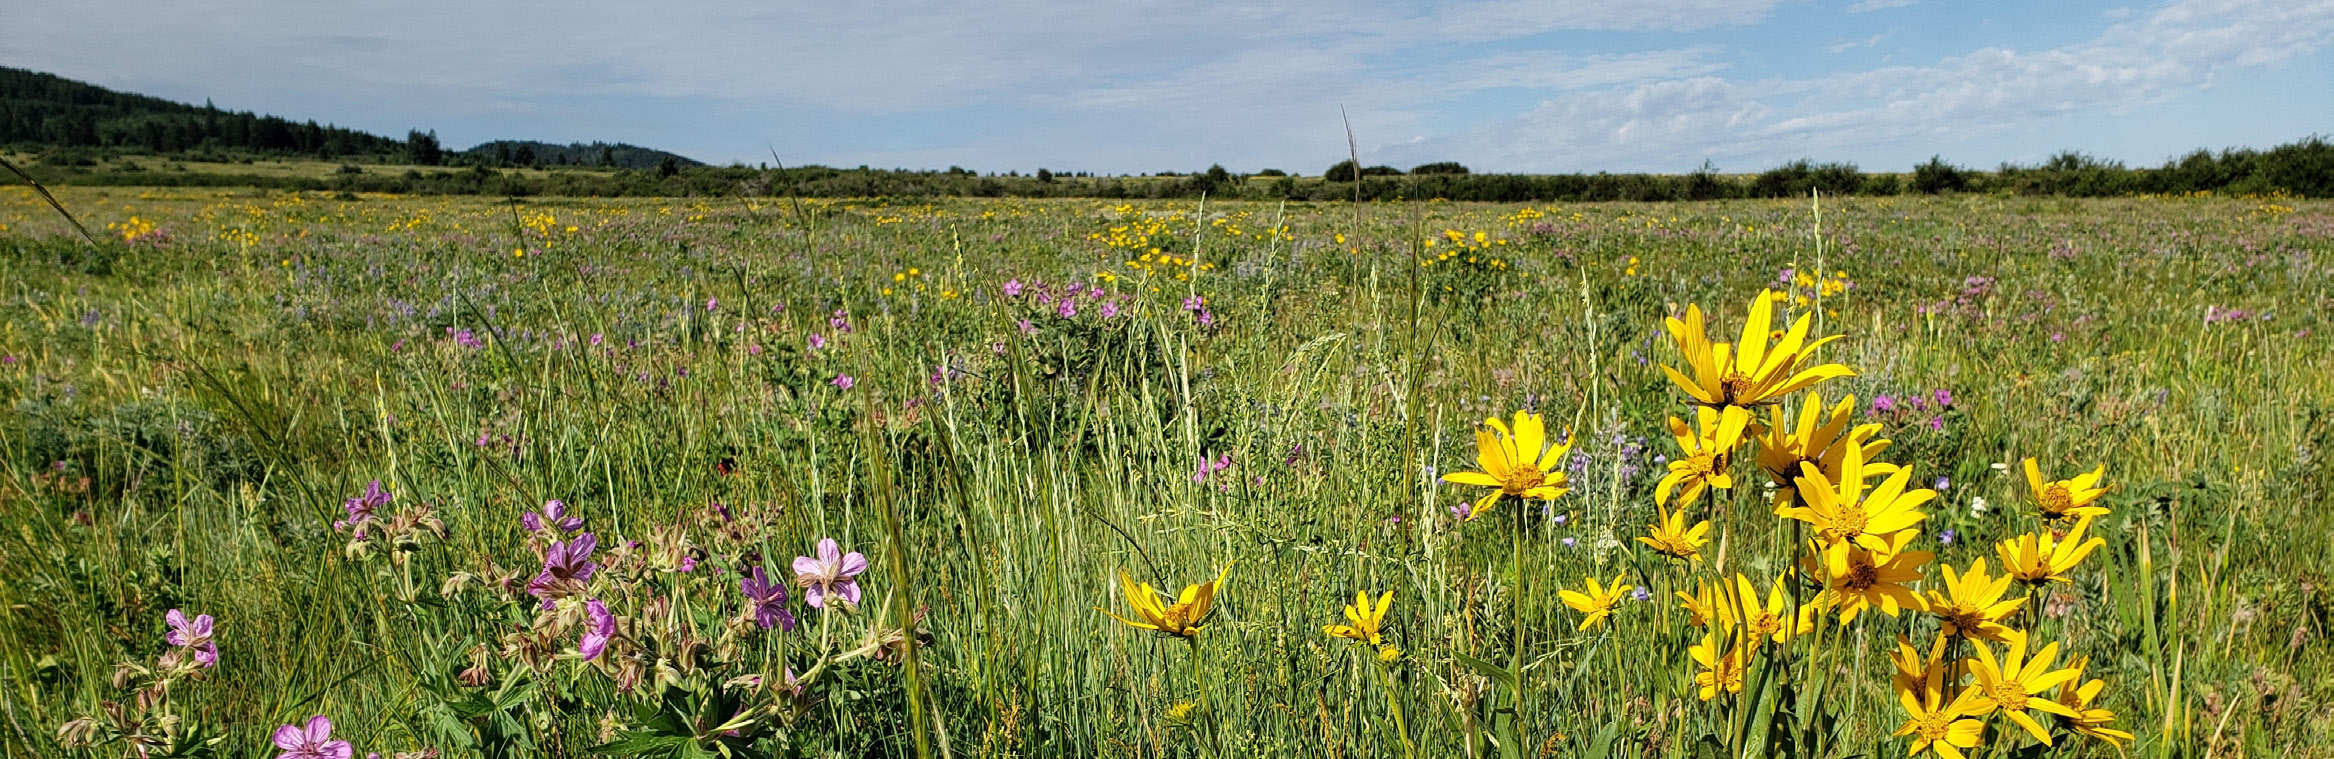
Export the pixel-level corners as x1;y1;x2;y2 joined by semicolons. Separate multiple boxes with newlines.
1848;0;1918;12
1381;0;2334;172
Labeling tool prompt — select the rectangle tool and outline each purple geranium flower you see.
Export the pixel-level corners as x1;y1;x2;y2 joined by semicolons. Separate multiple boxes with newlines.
521;499;582;533
164;609;219;668
272;716;352;759
792;538;868;609
579;598;614;661
740;567;798;631
528;533;599;602
336;480;391;531
808;333;826;350
830;375;855;390
1002;279;1024;296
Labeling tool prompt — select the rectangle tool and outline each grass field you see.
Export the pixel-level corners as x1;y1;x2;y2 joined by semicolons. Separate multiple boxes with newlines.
0;184;2328;758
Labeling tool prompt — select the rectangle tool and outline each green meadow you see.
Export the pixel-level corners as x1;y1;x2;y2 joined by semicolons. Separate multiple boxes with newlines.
0;185;2327;758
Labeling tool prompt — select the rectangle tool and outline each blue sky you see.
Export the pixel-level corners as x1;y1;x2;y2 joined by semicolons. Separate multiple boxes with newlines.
6;0;2328;174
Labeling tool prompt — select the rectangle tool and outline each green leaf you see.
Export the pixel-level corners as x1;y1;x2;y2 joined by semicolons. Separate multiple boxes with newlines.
1451;651;1518;689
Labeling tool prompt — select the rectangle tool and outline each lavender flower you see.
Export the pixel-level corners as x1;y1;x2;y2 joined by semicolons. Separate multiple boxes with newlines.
336;480;392;532
1937;529;1958;546
706;297;718;312
1448;502;1473;522
1871;395;1896;414
164;609;219;668
1933;476;1951;491
1056;298;1078;318
528;533;599;602
830;375;855;390
1002;279;1024;296
272;716;353;759
578;598;614;661
740;567;798;631
808;333;827;350
792;538;868;609
521;499;582;533
1931;388;1954;408
1099;301;1120;318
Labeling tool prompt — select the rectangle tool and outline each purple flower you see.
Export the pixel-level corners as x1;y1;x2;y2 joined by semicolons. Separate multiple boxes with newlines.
336;480;392;531
706;297;718;312
1448;502;1473;522
1933;476;1950;491
164;609;219;668
578;598;614;661
830;375;855;390
1927;415;1944;431
272;716;352;759
590;333;604;346
808;333;827;350
528;533;599;601
1002;279;1024;296
740;567;798;631
792;538;868;609
1776;267;1795;284
1056;299;1078;318
678;557;698;573
1099;301;1120;318
1017;318;1037;335
1182;295;1205;311
1871;395;1896;414
829;309;852;333
1931;389;1953;408
1631;587;1652;602
1560;537;1577;548
521;499;582;533
1937;529;1957;546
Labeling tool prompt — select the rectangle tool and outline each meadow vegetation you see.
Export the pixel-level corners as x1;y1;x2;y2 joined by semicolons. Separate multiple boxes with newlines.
0;185;2329;758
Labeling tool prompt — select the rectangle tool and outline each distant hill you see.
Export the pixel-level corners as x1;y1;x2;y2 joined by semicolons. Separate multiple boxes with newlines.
459;140;701;171
0;65;699;168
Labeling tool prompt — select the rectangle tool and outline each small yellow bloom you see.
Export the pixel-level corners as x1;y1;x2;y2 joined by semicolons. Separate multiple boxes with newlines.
1440;410;1574;522
1966;631;2086;745
1324;589;1395;647
1754;392;1891;506
1100;566;1227;638
1557;574;1631;632
1635;507;1711;561
1805;530;1931;623
1777;440;1932;552
1924;558;2024;642
1891;638;1990;759
1676;576;1734;630
1729;573;1803;648
1662;290;1855;410
1996;516;2105;586
1689;628;1745;701
2050;655;2136;748
2022;458;2110;521
1656;405;1750;507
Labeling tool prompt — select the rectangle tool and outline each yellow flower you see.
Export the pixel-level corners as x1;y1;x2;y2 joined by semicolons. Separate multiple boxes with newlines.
2022;458;2110;521
1777;441;1932;552
2050;655;2136;748
1557;574;1631;632
1806;530;1931;623
1324;589;1395;647
1689;628;1745;701
1636;507;1711;561
1675;576;1733;630
1996;516;2105;586
1924;558;2024;642
1891;640;1990;759
1888;633;1953;704
1754;392;1891;506
1101;566;1227;638
1966;631;2085;745
1440;410;1574;521
1656;405;1750;507
1729;573;1802;648
1661;290;1854;410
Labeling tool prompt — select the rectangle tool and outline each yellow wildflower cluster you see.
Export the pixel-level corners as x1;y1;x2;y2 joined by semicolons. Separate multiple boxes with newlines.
1419;229;1510;269
107;216;157;242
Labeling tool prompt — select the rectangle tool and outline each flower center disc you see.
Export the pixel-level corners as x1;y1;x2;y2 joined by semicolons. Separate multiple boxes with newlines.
2040;484;2072;515
1719;372;1755;404
1502;464;1544;495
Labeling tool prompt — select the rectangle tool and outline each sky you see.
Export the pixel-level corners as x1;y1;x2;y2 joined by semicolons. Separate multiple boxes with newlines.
5;0;2330;175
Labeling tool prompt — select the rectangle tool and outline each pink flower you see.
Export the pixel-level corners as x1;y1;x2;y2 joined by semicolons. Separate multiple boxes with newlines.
792;538;868;609
273;716;352;759
830;375;855;390
1002;279;1024;296
808;334;827;350
578;598;615;661
164;609;219;668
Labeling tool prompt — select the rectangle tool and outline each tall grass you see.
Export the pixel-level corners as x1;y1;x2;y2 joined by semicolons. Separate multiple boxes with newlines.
0;186;2328;757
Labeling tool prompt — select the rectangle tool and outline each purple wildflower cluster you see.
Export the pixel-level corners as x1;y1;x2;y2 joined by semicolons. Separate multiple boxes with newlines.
1002;278;1132;321
1917;276;1997;317
1191;452;1236;489
2204;305;2269;324
1183;294;1215;327
1871;388;1955;431
444;327;485;349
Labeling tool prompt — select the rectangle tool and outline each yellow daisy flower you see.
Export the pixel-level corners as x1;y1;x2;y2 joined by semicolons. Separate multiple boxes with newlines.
1892;643;1990;759
1101;566;1227;638
1661;290;1854;410
1730;573;1803;649
1996;516;2106;586
1557;574;1631;632
1777;441;1933;552
1754;392;1891;507
1924;558;2025;642
2050;655;2136;748
1676;575;1734;630
2023;458;2110;521
1656;405;1750;507
1966;631;2086;745
1324;589;1395;647
1806;530;1931;623
1689;628;1746;701
1636;507;1711;561
1441;410;1574;521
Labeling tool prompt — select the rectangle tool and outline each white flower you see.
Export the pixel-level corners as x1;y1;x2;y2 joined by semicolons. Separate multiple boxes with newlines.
1969;495;1989;516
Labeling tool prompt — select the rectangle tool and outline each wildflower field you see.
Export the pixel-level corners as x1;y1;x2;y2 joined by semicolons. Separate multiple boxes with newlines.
1;184;2329;758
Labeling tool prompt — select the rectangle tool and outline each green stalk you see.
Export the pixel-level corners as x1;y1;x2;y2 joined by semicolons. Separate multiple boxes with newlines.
862;390;933;759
